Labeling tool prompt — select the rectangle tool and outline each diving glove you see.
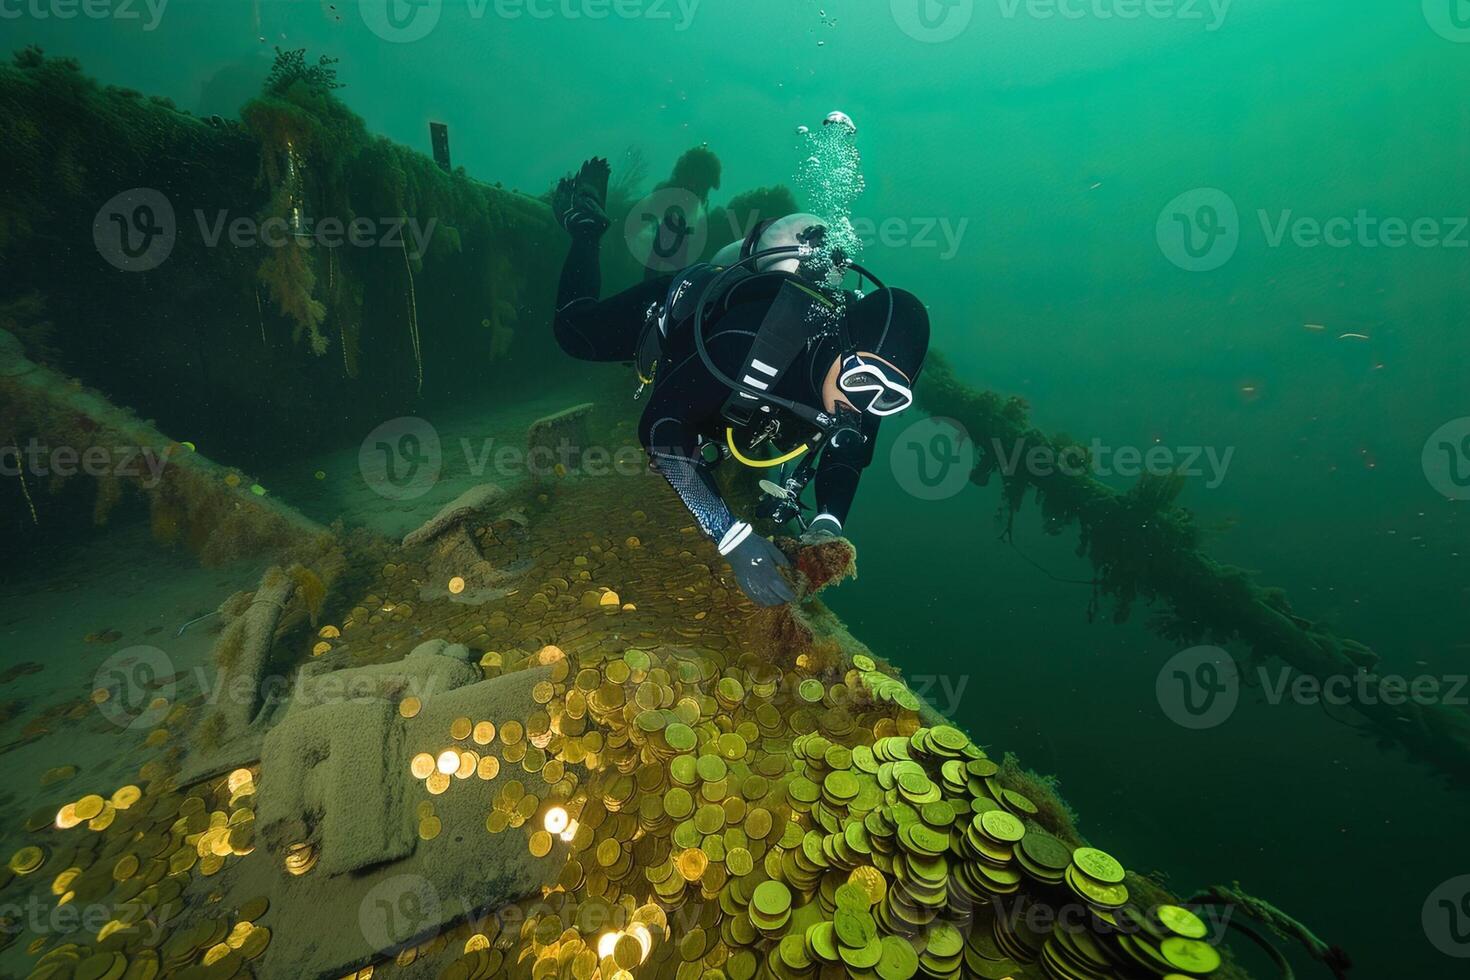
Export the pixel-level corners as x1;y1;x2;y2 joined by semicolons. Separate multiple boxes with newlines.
553;157;611;241
719;522;796;607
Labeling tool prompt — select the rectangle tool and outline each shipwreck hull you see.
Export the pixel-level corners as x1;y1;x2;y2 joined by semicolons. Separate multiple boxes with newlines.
1;465;1252;980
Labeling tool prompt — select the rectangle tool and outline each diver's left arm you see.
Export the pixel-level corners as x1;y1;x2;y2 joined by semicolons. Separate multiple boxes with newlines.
808;415;879;538
640;384;797;607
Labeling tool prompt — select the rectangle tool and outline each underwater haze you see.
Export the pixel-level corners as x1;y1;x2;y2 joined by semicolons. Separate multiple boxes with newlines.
4;1;1470;979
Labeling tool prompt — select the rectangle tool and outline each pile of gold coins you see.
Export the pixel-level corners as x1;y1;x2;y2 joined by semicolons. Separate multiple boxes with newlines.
412;634;1228;980
4;764;276;978
2;474;1230;980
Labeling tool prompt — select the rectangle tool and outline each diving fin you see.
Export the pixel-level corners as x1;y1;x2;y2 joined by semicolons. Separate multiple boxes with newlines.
574;157;610;212
554;157;612;240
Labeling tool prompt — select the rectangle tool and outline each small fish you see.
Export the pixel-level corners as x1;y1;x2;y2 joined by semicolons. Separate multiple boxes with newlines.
1338;332;1370;341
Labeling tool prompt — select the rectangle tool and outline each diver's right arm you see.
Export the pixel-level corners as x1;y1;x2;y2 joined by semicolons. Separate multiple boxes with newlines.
553;234;606;357
551;162;613;358
551;161;672;362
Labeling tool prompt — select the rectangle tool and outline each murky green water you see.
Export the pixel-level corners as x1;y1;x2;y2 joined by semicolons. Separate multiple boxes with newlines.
6;1;1470;977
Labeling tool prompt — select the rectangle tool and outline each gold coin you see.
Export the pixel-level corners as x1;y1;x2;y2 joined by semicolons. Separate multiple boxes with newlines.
399;697;422;719
87;803;117;831
238;925;271;959
9;846;44;875
726;847;753;876
51;867;80;896
849;866;887;906
112;854;139;881
529;831;553;857
237;896;270;922
73;795;105;821
226;921;255;950
473;721;496;745
410;753;436;779
450;717;473;740
1158;904;1209;940
675;847;707;881
1073;847;1126;884
419;816;442;841
1161;937;1221;974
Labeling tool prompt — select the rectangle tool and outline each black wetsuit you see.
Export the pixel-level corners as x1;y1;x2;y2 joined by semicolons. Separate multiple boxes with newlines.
554;235;927;544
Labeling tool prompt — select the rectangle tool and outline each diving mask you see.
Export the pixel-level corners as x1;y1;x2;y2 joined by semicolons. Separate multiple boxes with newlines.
837;354;914;417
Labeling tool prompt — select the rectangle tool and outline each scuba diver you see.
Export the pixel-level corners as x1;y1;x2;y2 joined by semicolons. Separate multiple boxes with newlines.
551;157;930;607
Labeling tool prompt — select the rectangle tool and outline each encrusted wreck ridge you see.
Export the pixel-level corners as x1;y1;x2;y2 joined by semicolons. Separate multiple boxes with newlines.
0;330;332;564
918;353;1470;784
